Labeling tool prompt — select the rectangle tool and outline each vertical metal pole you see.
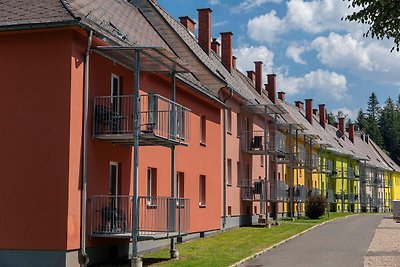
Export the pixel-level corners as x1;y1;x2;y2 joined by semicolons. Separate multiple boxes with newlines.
170;72;178;258
295;129;299;217
264;106;269;223
309;138;312;190
131;50;141;267
274;114;279;221
288;125;294;219
341;158;344;212
326;148;330;218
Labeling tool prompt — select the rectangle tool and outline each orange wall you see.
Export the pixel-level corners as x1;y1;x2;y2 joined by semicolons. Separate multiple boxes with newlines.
0;29;73;250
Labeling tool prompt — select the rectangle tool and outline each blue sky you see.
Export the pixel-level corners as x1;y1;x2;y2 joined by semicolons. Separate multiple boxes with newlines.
158;0;400;119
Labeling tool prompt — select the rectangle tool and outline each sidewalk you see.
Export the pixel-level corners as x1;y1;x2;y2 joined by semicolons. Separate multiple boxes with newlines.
364;217;400;266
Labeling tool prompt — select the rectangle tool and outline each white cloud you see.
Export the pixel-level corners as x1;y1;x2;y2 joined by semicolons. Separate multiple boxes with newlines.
310;32;400;84
247;10;286;43
246;0;362;43
208;0;220;5
331;107;358;121
234;46;275;82
278;69;348;101
286;44;307;64
232;0;282;13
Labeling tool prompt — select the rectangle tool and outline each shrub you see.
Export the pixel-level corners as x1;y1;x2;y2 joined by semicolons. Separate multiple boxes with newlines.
305;194;327;219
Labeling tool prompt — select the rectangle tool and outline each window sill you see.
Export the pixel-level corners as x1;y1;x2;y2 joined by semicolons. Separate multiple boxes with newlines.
200;142;207;147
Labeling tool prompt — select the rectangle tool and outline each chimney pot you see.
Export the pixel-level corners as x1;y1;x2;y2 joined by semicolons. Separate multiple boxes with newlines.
197;8;212;55
247;71;255;82
348;123;355;143
318;104;326;129
338;117;345;139
267;74;277;103
278;91;286;101
295;101;304;109
179;16;196;35
255;61;263;95
305;99;313;124
232;56;237;69
221;32;233;72
211;38;220;56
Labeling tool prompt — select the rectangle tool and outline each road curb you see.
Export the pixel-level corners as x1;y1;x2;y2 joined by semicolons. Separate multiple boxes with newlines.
230;214;359;267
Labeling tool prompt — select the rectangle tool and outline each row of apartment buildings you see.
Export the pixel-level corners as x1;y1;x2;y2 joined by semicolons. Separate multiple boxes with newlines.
1;0;400;266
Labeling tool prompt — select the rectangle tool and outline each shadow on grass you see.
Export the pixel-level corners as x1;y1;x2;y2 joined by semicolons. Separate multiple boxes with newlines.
143;257;171;266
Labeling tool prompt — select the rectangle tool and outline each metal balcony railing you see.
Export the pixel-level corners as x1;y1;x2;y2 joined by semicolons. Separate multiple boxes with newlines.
306;153;319;171
241;130;286;155
347;167;356;179
348;192;356;203
93;94;190;146
241;179;266;201
90;195;190;240
320;159;334;174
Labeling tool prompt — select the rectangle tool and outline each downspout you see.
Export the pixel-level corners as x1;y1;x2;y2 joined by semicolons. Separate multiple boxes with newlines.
80;30;93;267
221;87;233;230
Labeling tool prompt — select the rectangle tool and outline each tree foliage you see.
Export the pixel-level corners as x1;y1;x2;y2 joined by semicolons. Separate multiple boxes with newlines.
343;0;400;52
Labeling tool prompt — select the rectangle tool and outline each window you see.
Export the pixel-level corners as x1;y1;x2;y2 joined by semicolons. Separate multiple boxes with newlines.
177;172;185;198
228;206;232;216
237;161;241;186
260;155;264;167
237;113;241;137
111;74;120;114
109;162;119;196
147;168;157;205
227;109;232;134
227;159;232;185
199;175;206;206
200;115;207;145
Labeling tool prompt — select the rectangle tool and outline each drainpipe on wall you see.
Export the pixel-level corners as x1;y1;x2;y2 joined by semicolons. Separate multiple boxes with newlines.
221;87;233;230
79;30;93;267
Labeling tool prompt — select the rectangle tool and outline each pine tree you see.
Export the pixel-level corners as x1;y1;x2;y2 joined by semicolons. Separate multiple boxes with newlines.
356;109;367;131
327;112;336;125
380;97;400;164
366;92;383;146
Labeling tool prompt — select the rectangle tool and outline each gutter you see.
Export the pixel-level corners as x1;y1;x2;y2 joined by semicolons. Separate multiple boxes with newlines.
221;87;234;230
79;30;93;267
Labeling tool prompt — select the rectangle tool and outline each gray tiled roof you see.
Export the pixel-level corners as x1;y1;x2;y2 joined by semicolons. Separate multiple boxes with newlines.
133;0;271;105
0;0;75;27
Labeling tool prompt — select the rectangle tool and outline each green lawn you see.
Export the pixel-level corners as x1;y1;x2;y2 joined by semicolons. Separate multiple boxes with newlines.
143;212;353;266
281;211;352;224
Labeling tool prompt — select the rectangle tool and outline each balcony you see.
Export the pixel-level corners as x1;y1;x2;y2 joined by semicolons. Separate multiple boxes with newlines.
326;190;334;203
271;180;289;201
242;130;286;156
93;94;190;147
306;153;319;172
320;159;333;174
241;179;266;201
90;195;190;240
347;167;356;179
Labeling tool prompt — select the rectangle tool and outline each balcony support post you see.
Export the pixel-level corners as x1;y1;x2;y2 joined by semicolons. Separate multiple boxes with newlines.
341;157;345;213
274;114;279;221
295;129;299;218
131;49;142;267
288;125;294;219
264;105;269;223
170;72;178;259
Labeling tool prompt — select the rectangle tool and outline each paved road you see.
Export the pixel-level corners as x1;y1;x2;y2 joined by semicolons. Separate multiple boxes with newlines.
242;214;385;267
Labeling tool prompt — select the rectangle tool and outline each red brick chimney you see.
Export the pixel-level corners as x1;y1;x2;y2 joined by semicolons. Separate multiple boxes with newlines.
318;104;326;129
232;56;237;69
348;123;355;143
221;32;233;72
338;117;345;139
179;16;196;35
295;101;304;109
197;8;212;55
278;92;285;101
211;38;220;55
255;61;263;95
267;74;276;103
305;99;313;124
247;71;255;82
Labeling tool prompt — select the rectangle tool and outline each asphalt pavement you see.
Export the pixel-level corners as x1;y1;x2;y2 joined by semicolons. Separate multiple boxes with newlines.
242;214;385;267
